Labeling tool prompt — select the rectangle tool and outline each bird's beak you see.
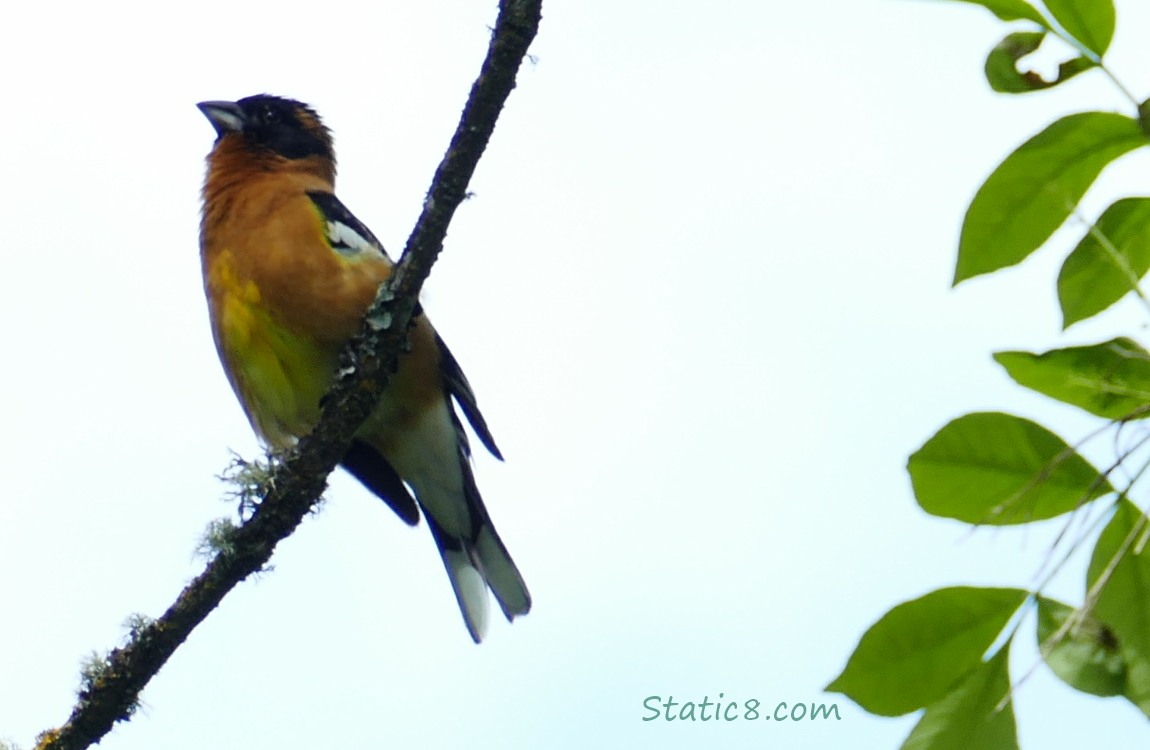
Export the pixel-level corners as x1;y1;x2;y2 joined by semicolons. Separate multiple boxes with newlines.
197;100;246;136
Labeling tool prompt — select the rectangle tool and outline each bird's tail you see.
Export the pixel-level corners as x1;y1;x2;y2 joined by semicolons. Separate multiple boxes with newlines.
426;470;531;643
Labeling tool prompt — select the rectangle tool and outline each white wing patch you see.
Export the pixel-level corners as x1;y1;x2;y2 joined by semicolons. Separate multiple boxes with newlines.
325;219;384;258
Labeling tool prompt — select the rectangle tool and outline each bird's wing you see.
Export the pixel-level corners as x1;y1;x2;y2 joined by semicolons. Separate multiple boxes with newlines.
307;191;391;260
436;333;503;461
341;439;421;526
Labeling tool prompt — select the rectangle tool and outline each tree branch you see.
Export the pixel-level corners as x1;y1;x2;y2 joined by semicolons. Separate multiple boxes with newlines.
34;2;542;748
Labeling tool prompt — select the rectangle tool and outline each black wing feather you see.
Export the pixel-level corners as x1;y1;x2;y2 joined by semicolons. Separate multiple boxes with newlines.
306;191;389;257
436;334;503;461
341;440;420;525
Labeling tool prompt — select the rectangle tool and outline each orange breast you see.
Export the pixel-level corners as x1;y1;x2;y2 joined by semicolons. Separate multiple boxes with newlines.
201;161;444;450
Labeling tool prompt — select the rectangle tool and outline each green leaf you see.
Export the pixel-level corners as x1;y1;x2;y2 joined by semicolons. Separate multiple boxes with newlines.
1087;500;1150;716
1043;0;1115;57
955;113;1146;284
908;412;1114;524
944;0;1049;27
1036;596;1125;697
827;587;1027;716
993;339;1150;420
984;32;1096;93
901;646;1019;750
1058;198;1150;327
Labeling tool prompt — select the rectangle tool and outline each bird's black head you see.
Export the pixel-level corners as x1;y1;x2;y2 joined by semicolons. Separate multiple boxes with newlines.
197;94;334;162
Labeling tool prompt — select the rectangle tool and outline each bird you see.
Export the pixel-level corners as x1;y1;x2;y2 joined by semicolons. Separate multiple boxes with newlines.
197;94;530;642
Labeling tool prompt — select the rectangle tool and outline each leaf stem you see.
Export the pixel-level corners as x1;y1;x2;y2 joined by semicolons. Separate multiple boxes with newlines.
1098;63;1141;110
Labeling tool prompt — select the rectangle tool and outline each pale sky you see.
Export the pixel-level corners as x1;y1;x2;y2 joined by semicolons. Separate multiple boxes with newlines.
2;1;1149;748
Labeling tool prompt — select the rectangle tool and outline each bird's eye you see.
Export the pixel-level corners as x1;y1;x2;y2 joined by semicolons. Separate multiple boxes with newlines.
260;106;280;125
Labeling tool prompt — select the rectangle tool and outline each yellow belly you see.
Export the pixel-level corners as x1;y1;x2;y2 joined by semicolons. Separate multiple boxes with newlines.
208;250;335;447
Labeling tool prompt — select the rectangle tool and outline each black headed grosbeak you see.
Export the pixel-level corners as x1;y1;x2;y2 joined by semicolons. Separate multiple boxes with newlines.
197;94;530;642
